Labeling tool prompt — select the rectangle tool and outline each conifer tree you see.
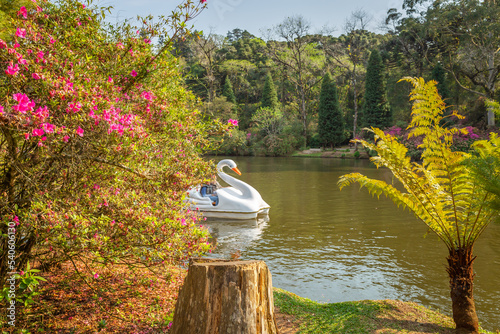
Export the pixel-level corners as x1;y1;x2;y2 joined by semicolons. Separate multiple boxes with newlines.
261;73;279;110
318;72;345;147
431;62;450;101
362;49;392;129
222;76;236;104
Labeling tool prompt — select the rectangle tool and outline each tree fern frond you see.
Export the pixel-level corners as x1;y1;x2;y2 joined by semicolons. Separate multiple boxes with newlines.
340;77;498;250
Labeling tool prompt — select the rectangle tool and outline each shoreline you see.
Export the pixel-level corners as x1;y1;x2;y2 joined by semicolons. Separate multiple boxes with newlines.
292;146;371;159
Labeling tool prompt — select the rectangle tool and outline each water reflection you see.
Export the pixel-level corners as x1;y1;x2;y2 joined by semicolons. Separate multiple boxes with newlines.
205;215;269;259
206;156;500;331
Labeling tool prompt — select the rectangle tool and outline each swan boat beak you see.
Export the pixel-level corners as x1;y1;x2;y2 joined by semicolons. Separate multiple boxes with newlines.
231;167;242;175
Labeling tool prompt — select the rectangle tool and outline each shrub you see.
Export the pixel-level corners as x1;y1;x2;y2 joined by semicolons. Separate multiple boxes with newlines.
0;0;225;297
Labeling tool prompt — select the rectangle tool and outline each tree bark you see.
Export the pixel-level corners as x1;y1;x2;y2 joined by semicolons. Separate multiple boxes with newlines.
171;258;278;334
447;247;479;334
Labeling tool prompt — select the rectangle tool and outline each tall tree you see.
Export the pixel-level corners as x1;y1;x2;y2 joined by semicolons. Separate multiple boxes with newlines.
396;0;500;126
266;15;325;142
261;73;279;110
318;73;345;147
362;49;392;129
431;62;450;102
191;31;226;104
339;78;497;333
222;76;236;104
323;10;373;150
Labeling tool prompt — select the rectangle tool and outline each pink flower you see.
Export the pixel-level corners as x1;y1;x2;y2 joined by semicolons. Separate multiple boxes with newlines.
117;42;124;49
34;106;49;120
32;128;44;137
94;273;99;279
12;93;35;113
42;123;55;133
67;102;82;113
24;133;30;140
63;135;70;142
13;216;19;223
76;127;84;137
0;39;6;48
5;64;19;76
0;105;3;113
15;28;26;38
144;38;151;44
141;91;154;101
201;0;207;3
130;70;137;77
49;36;55;44
37;51;44;59
32;72;41;79
18;6;28;18
107;76;113;83
228;119;238;126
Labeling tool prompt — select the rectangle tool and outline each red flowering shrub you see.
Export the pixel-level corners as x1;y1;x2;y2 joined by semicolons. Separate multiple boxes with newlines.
0;0;222;306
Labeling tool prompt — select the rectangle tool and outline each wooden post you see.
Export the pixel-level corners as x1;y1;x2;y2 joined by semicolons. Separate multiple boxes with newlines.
170;258;278;334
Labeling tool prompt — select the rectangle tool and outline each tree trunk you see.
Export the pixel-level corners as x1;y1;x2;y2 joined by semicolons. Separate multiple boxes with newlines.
447;247;479;334
170;258;278;334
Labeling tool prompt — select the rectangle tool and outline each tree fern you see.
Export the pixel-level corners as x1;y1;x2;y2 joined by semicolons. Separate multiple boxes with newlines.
338;77;496;250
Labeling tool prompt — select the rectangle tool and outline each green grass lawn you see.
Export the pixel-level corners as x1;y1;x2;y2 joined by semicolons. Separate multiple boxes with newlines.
273;288;496;334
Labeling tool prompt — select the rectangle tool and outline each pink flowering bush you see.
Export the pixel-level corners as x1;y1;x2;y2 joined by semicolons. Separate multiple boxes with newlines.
0;0;223;304
382;124;491;160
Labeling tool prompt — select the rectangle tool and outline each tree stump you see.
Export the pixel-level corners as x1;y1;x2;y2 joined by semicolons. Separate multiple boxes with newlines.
170;258;278;334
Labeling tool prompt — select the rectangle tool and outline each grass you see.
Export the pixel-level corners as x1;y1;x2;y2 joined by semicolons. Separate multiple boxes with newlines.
273;288;498;334
291;151;323;158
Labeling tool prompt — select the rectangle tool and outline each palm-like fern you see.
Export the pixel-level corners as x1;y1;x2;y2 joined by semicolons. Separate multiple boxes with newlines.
338;77;496;250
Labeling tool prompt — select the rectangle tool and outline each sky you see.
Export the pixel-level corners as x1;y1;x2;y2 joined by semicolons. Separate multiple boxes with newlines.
102;0;404;38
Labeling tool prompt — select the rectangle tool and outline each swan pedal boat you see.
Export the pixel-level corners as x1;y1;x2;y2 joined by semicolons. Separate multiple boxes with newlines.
186;159;270;220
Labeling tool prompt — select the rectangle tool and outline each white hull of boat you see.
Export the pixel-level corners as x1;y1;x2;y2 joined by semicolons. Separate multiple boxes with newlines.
185;159;270;220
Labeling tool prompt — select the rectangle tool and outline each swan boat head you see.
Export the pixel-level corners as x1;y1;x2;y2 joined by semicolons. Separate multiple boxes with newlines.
186;159;270;219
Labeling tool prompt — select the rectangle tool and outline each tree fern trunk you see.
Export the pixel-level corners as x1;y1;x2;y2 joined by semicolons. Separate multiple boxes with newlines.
447;247;479;334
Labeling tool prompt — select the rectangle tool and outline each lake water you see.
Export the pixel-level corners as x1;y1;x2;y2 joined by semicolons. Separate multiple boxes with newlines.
205;156;500;331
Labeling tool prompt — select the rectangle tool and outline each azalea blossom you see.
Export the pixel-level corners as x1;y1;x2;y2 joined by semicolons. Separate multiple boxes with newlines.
32;72;41;79
227;118;238;126
76;127;84;137
32;128;45;137
15;28;26;38
12;93;35;113
42;123;55;133
34;106;49;120
131;70;138;77
63;135;70;142
141;91;154;101
67;102;82;113
0;105;3;113
5;64;19;76
18;6;28;18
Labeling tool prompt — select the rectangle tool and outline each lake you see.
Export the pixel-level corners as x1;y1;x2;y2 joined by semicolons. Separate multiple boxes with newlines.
205;156;500;331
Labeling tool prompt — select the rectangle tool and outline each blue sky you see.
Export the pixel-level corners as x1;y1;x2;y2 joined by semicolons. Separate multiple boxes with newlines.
102;0;404;37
